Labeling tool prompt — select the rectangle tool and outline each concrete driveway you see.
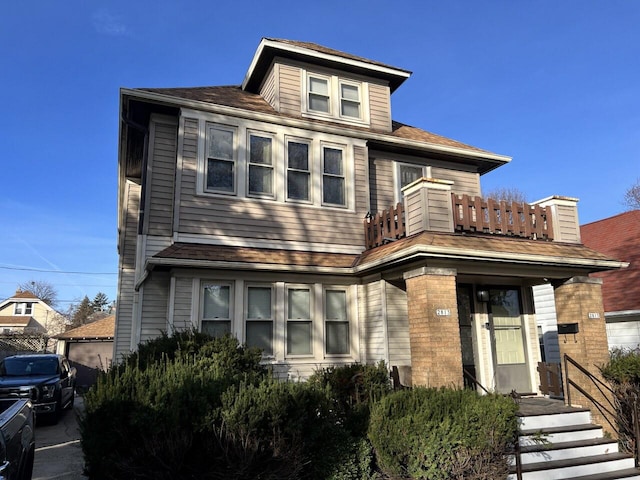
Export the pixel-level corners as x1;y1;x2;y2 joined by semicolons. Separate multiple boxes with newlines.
32;396;86;480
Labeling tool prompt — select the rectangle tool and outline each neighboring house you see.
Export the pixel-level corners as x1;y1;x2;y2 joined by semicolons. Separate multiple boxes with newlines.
55;315;115;389
115;38;625;395
534;210;639;358
582;210;640;350
0;290;57;335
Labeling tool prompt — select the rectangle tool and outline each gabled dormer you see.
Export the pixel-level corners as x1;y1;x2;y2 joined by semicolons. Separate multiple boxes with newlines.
242;38;411;132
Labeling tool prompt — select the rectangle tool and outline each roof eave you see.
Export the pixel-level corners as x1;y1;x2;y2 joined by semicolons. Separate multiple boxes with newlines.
241;38;412;93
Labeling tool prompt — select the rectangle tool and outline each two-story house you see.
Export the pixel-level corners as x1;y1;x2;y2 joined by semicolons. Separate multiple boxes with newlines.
0;289;56;335
115;38;625;394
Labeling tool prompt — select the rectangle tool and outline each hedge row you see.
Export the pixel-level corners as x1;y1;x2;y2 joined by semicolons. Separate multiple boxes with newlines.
80;331;518;479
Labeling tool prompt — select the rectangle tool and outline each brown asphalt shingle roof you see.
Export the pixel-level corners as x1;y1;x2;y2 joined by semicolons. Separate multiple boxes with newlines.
56;315;115;340
0;316;32;326
11;291;38;300
581;210;640;312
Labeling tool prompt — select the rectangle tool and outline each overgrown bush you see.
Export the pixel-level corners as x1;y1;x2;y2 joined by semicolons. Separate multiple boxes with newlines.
368;387;519;480
600;348;640;456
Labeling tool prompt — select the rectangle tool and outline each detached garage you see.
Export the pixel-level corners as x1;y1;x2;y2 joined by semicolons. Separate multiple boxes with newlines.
55;315;115;390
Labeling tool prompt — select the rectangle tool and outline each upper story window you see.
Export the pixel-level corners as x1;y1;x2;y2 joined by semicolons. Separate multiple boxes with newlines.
395;162;429;202
14;302;33;315
286;140;311;202
206;125;236;194
248;133;274;197
322;146;345;207
303;72;367;125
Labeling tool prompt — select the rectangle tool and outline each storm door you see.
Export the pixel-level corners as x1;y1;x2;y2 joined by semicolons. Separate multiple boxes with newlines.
488;288;530;394
457;285;477;389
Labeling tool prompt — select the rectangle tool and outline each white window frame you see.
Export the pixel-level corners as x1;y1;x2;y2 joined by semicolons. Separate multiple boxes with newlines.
204;123;237;195
323;287;351;357
285;285;314;358
246;130;275;199
285;137;313;204
338;80;362;120
321;143;347;208
394;162;430;203
200;281;234;337
244;283;275;356
14;302;32;315
302;71;369;126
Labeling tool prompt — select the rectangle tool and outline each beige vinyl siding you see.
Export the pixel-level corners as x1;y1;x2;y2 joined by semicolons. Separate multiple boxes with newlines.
354;145;370;214
259;64;277;110
427;188;452;231
532;283;561;364
178;121;367;248
432;167;480;196
554;204;580;243
386;282;410;367
139;271;170;342
368;83;391;132
147;119;177;236
369;158;395;213
114;180;141;360
145;236;173;258
277;64;301;117
172;276;195;331
359;280;386;364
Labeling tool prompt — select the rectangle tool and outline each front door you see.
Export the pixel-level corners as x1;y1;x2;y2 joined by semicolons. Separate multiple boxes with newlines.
488;288;531;394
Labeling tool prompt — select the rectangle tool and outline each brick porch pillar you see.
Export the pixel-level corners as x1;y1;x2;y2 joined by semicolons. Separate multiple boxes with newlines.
404;267;463;388
553;277;613;431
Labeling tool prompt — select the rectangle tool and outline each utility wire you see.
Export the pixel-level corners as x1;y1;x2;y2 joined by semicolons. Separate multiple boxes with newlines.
0;265;117;275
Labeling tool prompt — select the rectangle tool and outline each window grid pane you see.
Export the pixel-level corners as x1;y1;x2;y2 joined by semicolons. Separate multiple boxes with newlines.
340;84;361;118
287;142;310;201
248;165;273;195
246;321;273;355
309;77;329;113
202;320;231;338
323;148;345;206
247;287;272;319
287;321;312;355
203;285;230;319
326;322;349;354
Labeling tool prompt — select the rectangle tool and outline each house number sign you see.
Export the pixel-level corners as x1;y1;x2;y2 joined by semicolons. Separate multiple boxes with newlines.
588;312;600;319
436;309;451;316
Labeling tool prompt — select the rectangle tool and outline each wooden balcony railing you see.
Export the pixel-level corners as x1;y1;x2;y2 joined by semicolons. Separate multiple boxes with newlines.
364;203;405;250
364;194;555;250
452;194;554;240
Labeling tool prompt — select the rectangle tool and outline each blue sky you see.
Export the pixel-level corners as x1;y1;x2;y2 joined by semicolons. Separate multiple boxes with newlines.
1;1;638;311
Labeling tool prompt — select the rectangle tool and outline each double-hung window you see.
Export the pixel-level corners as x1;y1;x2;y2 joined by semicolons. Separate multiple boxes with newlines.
396;163;428;201
308;75;330;114
245;285;274;355
205;124;236;194
322;146;345;206
14;302;32;315
201;283;232;337
286;140;311;202
339;82;361;119
248;133;274;197
286;287;312;356
325;289;349;355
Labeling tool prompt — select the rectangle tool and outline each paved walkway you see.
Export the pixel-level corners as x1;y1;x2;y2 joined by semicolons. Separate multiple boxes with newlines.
33;396;86;480
517;396;586;416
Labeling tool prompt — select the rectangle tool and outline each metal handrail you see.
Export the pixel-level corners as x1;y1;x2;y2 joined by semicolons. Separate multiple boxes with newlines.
564;353;640;467
463;368;490;394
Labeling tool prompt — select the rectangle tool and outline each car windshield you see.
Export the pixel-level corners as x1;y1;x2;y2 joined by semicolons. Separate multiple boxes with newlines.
0;357;59;376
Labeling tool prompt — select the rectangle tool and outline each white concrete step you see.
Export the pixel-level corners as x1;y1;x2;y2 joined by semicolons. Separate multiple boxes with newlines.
519;409;592;430
517;437;619;464
520;423;603;446
511;453;636;479
563;468;640;479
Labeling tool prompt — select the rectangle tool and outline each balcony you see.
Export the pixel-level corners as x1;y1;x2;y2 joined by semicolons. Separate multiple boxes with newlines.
364;177;580;250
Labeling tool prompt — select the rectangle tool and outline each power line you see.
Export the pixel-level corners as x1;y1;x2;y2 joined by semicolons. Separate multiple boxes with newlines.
0;265;117;275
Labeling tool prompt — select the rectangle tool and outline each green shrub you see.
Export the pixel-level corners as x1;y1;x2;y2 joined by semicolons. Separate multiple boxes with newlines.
600;348;640;457
368;387;518;480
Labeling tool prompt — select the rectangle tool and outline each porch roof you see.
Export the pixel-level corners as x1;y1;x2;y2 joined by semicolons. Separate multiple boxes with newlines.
146;234;626;280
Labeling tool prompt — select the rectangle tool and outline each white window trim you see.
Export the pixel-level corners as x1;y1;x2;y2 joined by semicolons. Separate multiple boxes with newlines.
302;71;370;126
320;142;349;209
285;136;313;205
203;123;238;196
246;130;276;199
200;280;234;335
14;302;32;316
394;162;431;204
284;284;315;359
323;286;352;358
244;283;275;357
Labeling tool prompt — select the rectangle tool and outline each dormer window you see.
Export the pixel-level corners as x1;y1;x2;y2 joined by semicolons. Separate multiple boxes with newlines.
14;302;33;315
303;71;368;125
308;76;330;114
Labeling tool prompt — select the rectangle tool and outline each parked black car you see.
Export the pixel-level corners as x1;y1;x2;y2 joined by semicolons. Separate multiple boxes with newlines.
0;354;76;424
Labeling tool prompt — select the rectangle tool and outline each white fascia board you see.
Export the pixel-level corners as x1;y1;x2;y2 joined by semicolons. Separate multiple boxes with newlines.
241;38;411;91
120;88;511;164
